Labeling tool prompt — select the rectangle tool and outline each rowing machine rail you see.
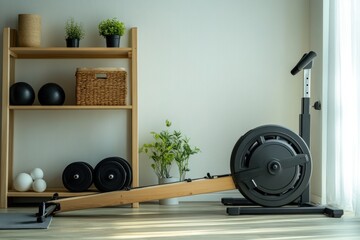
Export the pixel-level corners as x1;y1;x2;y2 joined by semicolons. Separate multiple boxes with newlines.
37;175;235;222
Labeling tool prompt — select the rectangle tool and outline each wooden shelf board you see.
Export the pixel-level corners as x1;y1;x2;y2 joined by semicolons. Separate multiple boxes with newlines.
8;189;99;198
9;105;132;110
9;47;132;59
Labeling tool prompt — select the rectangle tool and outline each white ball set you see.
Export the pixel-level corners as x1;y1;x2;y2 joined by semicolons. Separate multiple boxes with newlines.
13;168;47;192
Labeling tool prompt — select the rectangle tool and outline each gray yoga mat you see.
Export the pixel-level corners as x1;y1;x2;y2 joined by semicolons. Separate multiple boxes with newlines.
0;212;52;229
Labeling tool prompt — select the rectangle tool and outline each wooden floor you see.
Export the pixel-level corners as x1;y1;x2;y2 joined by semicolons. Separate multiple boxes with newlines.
1;202;359;239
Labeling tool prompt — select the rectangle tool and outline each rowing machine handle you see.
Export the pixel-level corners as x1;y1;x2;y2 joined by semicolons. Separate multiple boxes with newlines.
291;51;317;75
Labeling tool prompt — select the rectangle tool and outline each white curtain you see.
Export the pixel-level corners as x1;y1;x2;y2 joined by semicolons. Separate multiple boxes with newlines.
327;0;360;216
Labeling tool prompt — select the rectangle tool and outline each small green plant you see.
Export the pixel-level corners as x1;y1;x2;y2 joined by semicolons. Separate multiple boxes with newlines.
65;18;85;40
173;132;200;181
139;120;200;180
98;18;126;37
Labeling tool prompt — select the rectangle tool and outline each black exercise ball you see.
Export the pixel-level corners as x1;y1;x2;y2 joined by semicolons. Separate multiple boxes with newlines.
38;83;65;105
10;82;35;105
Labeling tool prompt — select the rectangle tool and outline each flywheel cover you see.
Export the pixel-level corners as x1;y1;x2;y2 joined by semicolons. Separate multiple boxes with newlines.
230;125;312;207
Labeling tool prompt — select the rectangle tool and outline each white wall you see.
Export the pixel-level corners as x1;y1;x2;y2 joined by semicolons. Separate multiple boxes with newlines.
309;0;326;204
0;0;310;201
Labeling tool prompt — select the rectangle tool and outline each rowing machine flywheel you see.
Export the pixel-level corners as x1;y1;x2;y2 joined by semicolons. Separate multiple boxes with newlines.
230;125;312;207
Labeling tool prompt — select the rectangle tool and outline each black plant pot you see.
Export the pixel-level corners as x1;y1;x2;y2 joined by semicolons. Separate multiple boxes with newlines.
105;35;120;48
66;38;80;48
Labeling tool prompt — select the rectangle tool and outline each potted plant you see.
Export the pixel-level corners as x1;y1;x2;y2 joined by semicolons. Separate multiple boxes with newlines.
98;18;126;48
173;132;200;181
140;120;176;180
65;17;85;47
140;120;200;204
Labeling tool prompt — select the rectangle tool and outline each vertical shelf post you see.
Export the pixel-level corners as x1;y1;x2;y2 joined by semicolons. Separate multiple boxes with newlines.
131;28;139;208
1;28;11;208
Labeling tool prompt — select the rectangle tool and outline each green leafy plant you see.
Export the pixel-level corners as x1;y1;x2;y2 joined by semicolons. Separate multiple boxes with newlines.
173;132;200;181
139;120;200;180
65;18;85;39
98;18;126;37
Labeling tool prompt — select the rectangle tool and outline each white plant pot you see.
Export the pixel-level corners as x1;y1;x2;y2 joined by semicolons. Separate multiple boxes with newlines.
158;177;179;205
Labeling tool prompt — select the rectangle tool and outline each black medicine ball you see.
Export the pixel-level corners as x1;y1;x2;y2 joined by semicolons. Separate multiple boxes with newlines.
38;83;65;105
10;82;35;105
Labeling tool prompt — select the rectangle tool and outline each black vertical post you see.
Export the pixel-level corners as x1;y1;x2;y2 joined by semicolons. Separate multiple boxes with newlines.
299;67;312;204
299;97;311;204
300;97;311;147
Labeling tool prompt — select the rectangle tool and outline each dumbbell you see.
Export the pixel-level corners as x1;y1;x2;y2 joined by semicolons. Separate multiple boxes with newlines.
62;157;132;192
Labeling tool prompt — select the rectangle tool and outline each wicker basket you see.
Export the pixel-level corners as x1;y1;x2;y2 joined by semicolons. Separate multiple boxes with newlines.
76;67;127;105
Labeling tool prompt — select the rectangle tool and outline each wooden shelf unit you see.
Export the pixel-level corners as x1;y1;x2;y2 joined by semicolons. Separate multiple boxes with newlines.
0;27;139;208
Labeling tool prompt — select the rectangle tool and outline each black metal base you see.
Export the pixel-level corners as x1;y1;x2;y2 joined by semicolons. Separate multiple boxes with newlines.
226;203;343;218
36;202;60;223
221;197;299;206
221;197;254;206
36;193;60;223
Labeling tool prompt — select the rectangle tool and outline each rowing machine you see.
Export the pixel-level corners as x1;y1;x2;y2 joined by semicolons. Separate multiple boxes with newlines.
36;123;342;222
36;51;344;222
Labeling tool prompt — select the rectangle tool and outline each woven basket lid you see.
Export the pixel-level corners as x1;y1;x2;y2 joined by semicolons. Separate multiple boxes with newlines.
76;67;126;72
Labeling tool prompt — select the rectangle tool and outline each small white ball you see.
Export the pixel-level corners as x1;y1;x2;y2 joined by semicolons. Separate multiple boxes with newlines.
30;168;44;180
32;179;47;193
13;173;33;192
